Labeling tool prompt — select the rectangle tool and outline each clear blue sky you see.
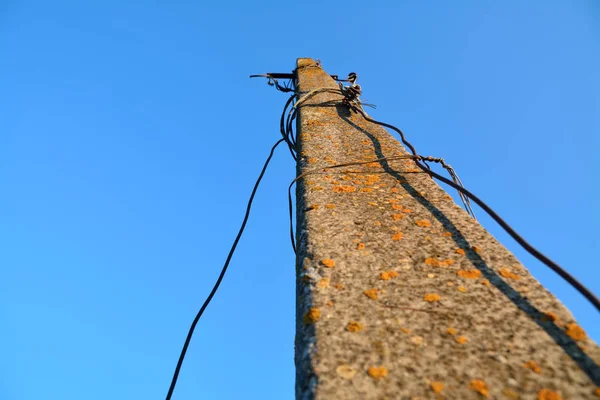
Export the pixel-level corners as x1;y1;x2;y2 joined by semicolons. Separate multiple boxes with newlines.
1;1;599;399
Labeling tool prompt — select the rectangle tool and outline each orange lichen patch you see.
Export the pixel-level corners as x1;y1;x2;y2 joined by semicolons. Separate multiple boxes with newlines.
524;360;542;374
379;270;399;280
326;300;334;307
325;203;336;209
415;220;432;227
457;286;467;293
442;231;453;237
594;387;600;397
503;389;519;399
388;198;400;204
307;157;317;163
333;185;356;193
565;323;586;341
471;246;482;253
392;232;403;241
541;311;560;323
537;388;562;400
374;221;382;226
367;202;378;206
469;380;489;397
364;289;379;300
454;248;466;255
366;162;381;168
360;188;374;193
333;283;344;290
456;336;468;344
365;175;381;184
323;175;333;180
424;258;455;267
367;366;388;380
499;268;520;280
391;204;403;210
309;204;320;210
311;186;323;191
392;214;404;221
356;243;365;250
480;279;490;286
446;327;457;335
316;278;330;289
402;208;413;213
303;308;321;324
424;293;441;302
390;188;400;193
346;321;364;332
458;269;482;279
320;259;336;268
400;327;411;334
306;119;324;127
430;381;444;394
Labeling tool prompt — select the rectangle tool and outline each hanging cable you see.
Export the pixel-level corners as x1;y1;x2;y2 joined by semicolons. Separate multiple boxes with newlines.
346;105;600;312
164;138;285;400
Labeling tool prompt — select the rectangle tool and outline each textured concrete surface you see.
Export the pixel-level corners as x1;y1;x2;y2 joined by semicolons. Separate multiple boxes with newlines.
294;58;600;400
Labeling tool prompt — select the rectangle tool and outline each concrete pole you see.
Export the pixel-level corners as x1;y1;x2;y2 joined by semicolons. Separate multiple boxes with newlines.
293;58;599;399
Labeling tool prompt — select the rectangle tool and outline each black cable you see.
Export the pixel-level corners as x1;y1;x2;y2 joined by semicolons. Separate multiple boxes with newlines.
165;138;285;400
350;106;600;312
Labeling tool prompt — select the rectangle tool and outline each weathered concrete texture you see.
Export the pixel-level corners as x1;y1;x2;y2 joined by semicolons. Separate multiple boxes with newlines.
294;58;600;400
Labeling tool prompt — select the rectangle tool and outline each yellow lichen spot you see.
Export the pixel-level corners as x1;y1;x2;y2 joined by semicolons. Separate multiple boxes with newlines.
430;381;444;394
392;214;404;221
379;270;399;280
424;293;441;302
360;188;374;193
333;185;356;193
457;269;482;279
455;248;466;255
523;360;541;374
364;289;379;300
390;188;400;193
316;277;330;288
480;279;490;286
415;220;431;227
537;388;562;400
365;175;381;184
335;364;357;380
424;258;455;267
392;232;403;241
356;243;365;250
446;327;457;335
346;321;364;332
456;336;468;344
307;157;317;163
457;286;467;293
367;366;388;380
499;267;520;280
392;204;403;210
321;259;336;268
400;327;411;334
469;379;489;397
325;203;336;209
367;201;378;206
565;323;586;341
303;308;321;324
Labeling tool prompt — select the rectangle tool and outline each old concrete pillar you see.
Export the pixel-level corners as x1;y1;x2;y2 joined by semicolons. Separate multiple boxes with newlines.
294;58;599;399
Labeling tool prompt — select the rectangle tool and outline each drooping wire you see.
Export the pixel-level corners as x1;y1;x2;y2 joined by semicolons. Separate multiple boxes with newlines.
164;138;285;400
347;105;600;313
